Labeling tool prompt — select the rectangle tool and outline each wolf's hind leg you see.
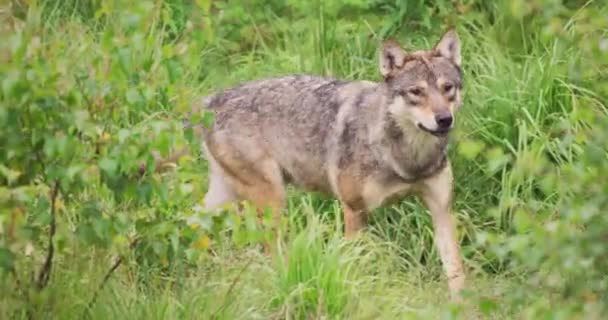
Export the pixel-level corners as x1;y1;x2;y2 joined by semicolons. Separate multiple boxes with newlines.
187;148;240;228
204;129;286;254
209;146;286;253
203;156;239;210
230;158;286;254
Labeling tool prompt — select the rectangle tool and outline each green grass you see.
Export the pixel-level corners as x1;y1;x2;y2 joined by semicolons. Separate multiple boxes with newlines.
3;201;520;319
1;0;607;319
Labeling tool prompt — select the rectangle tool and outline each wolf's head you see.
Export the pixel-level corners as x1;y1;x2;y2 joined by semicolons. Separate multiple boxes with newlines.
379;29;463;137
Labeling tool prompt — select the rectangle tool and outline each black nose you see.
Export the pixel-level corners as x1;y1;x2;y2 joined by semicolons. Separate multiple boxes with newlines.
435;113;453;129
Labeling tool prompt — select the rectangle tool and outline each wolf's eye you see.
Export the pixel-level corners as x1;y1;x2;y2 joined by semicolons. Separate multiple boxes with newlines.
443;83;454;93
407;87;424;97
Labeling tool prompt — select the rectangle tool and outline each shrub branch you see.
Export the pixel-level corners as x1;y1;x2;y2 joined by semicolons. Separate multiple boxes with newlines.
36;180;59;290
84;239;139;316
211;257;253;319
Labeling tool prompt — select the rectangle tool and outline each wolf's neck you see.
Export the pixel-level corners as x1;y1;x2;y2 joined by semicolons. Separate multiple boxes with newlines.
372;114;448;182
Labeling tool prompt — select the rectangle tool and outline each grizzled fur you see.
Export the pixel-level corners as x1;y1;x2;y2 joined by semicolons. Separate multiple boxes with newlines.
205;76;347;195
203;68;460;208
192;29;467;298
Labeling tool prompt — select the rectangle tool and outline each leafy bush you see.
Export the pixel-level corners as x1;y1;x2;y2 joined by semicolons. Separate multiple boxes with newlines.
1;0;607;318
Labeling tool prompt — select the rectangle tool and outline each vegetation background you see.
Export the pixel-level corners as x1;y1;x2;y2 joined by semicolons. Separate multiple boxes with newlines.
1;0;607;319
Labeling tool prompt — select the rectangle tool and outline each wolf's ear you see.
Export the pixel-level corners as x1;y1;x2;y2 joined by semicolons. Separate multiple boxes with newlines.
379;40;407;79
434;29;461;66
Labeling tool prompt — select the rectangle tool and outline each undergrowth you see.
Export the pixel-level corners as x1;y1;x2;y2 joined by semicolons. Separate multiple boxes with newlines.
1;0;607;319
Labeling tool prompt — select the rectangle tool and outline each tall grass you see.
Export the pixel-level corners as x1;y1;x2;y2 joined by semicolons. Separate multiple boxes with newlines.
1;0;607;319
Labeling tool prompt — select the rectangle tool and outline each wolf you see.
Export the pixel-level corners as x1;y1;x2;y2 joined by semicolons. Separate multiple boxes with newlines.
186;29;466;298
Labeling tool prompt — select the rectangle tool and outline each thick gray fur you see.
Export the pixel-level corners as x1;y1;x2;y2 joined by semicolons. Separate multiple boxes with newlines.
203;60;460;205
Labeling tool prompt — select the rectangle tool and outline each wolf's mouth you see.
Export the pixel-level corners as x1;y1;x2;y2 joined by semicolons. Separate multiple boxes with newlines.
417;123;450;137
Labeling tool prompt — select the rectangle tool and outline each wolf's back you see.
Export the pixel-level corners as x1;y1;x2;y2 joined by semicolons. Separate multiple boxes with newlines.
202;75;346;110
199;75;356;193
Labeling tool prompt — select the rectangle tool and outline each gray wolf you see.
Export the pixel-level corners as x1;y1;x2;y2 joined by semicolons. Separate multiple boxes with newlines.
187;29;466;298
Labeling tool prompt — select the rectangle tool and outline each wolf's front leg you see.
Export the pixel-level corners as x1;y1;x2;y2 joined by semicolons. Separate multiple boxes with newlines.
342;203;368;239
420;163;465;300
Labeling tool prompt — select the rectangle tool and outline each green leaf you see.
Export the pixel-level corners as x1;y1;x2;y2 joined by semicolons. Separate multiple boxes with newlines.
73;110;90;131
99;158;118;176
478;298;498;315
126;88;142;106
196;0;212;12
0;165;22;185
118;129;130;143
65;165;84;184
513;208;533;233
165;59;182;83
201;111;215;129
485;147;511;174
458;139;485;160
0;248;15;271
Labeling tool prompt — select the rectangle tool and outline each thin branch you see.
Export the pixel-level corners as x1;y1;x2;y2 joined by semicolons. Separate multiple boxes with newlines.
9;266;26;299
83;239;139;317
210;256;253;319
11;265;33;320
36;180;59;290
74;73;95;114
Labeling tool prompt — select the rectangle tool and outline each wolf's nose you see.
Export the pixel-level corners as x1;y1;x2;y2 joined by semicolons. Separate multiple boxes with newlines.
435;113;453;129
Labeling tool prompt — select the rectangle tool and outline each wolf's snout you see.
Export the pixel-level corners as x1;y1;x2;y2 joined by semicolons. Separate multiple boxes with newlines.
435;113;453;129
